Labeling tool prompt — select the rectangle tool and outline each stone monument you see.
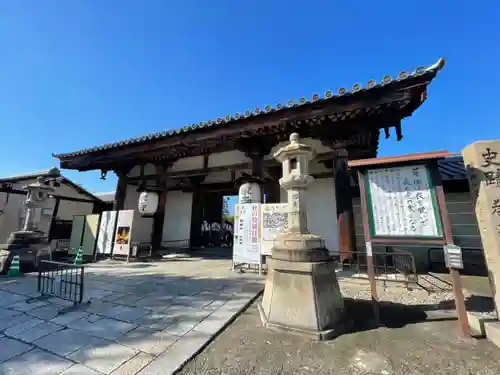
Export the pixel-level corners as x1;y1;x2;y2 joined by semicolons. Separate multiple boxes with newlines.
258;133;347;340
0;176;54;273
462;140;500;346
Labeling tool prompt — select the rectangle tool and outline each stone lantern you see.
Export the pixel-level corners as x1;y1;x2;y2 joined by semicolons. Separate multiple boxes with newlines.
258;133;347;340
0;176;55;273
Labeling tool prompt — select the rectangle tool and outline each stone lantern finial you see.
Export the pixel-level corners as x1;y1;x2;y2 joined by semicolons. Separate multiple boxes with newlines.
290;133;299;144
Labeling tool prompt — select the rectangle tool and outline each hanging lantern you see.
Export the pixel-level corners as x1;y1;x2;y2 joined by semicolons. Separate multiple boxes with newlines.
138;191;159;217
238;182;261;204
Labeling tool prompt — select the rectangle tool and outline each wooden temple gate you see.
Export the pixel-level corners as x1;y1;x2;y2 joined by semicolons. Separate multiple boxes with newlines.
53;58;446;259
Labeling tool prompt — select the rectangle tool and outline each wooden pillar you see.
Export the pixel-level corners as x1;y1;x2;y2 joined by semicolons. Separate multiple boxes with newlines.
265;166;282;203
189;175;206;248
47;197;61;242
151;165;167;250
113;169;128;211
332;149;356;262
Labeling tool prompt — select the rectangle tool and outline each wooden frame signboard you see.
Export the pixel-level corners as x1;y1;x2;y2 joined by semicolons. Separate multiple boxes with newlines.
354;152;470;337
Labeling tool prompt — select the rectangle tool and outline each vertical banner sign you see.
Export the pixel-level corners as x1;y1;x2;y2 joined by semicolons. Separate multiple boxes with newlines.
232;204;261;264
260;203;288;256
96;211;117;255
112;210;134;256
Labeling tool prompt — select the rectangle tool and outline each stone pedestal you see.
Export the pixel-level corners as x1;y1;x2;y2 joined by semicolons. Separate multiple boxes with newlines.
259;256;347;340
259;133;347;340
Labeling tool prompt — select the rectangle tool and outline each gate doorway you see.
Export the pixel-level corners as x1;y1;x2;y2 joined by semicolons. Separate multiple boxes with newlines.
196;191;237;249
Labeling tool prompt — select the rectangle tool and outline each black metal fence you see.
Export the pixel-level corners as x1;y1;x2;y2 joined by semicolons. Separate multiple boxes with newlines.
36;260;84;306
338;248;418;288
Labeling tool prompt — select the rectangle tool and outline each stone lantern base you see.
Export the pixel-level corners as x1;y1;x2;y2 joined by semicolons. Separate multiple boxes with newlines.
259;234;348;340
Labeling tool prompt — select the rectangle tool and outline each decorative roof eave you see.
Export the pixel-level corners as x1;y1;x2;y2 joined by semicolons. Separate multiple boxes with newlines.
53;58;445;160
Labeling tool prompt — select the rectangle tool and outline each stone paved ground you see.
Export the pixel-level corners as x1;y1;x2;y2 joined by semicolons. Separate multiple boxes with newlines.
177;295;500;375
0;256;263;375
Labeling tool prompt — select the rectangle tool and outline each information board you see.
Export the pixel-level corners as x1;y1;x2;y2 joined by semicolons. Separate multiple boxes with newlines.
260;203;288;256
233;203;261;264
365;164;443;238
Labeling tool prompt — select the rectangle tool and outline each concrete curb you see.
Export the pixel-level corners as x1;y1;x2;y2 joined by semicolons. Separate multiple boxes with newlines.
172;287;265;375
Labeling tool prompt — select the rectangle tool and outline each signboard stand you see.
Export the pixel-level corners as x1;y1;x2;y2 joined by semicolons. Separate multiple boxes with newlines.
357;159;470;337
232;204;263;275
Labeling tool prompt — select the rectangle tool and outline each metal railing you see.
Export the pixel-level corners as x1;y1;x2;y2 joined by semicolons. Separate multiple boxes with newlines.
338;248;418;288
34;260;85;309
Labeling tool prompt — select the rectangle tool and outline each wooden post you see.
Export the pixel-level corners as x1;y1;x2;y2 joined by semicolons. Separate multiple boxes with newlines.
113;169;128;211
357;169;380;325
151;165;167;251
431;163;471;337
333;149;356;262
47;197;61;242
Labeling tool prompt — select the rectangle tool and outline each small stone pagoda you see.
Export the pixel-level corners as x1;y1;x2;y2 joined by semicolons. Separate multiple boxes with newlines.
0;176;54;273
258;133;347;340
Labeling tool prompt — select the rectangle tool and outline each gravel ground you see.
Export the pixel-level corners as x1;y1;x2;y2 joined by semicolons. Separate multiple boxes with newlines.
177;295;500;375
176;279;500;375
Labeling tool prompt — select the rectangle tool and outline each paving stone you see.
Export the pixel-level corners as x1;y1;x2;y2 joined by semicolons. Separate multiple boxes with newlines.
67;316;137;340
51;311;90;325
87;314;102;322
0;313;33;331
68;339;138;374
84;288;115;300
0;337;33;363
10;321;63;343
85;300;119;315
5;299;49;312
0;307;23;319
137;330;212;375
163;320;199;338
4;317;44;337
101;292;128;302
34;328;102;357
0;348;73;374
203;299;227;311
0;290;26;307
99;304;148;323
59;364;103;375
192;309;234;335
118;326;179;356
110;352;154;375
112;294;144;306
26;304;63;320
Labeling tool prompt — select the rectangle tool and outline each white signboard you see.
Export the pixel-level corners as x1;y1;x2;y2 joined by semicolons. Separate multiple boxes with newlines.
96;211;117;255
366;164;443;238
112;210;134;256
233;204;261;264
260;203;288;256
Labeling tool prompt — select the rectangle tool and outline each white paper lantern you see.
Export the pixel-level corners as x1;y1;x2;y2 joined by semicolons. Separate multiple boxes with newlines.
238;182;261;204
138;191;159;216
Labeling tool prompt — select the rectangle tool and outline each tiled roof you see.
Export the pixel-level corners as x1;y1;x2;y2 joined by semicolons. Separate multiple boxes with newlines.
0;167;61;183
53;58;446;159
437;156;467;181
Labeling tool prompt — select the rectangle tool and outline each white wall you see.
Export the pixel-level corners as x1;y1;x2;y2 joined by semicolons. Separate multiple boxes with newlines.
280;177;340;254
162;191;193;243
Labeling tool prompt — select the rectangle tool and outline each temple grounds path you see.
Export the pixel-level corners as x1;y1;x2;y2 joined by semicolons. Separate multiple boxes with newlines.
0;256;263;375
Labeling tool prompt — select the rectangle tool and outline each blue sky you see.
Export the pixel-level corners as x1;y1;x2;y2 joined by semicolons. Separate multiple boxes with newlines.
1;1;498;198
